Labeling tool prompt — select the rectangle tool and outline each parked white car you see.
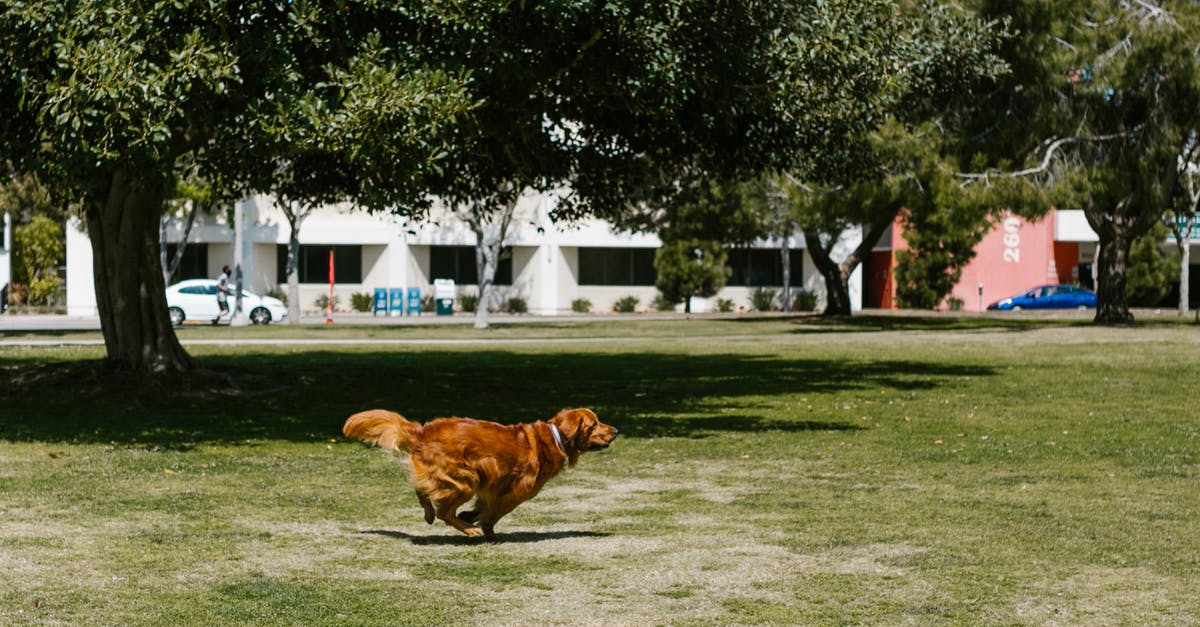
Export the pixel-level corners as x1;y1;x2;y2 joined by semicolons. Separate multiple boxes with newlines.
165;279;287;326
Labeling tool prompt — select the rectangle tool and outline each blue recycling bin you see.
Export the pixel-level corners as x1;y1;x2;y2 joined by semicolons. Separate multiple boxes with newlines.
406;287;422;315
388;288;405;316
372;288;388;316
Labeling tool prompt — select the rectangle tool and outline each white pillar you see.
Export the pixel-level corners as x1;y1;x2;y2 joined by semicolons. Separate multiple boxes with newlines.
536;193;560;315
0;213;11;290
386;234;409;316
65;217;97;317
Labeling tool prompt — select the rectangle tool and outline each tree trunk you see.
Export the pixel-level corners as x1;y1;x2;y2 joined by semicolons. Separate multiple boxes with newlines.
803;215;894;317
804;230;851;316
286;222;302;324
473;236;500;329
159;198;200;286
780;232;792;312
1093;225;1136;324
1180;239;1191;315
88;168;194;373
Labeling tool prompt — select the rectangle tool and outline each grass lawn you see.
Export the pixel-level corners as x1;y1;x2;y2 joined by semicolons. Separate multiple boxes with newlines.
1;316;1198;625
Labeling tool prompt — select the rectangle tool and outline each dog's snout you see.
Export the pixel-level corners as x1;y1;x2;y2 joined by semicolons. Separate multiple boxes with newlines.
610;426;619;436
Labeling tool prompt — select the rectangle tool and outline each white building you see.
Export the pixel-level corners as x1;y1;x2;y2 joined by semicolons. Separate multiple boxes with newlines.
64;191;863;317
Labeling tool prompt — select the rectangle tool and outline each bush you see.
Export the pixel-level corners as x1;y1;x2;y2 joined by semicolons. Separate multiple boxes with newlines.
750;287;777;312
460;292;479;313
571;298;592;313
350;292;374;312
613;295;639;313
946;296;965;311
651;293;677;312
716;298;735;313
314;294;340;311
265;288;288;307
421;295;435;313
794;290;818;312
504;296;528;314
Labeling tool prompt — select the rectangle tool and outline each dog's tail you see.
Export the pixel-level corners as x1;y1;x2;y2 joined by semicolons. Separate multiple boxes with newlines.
342;409;421;453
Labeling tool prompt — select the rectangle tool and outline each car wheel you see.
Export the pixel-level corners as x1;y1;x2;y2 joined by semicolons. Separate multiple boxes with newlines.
1011;305;1022;311
1076;304;1090;310
250;307;272;325
168;307;185;327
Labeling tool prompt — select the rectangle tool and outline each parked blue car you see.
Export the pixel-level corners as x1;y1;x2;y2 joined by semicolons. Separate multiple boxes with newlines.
987;284;1097;311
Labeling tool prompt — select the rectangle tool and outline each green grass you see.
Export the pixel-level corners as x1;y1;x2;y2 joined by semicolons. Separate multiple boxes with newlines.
1;316;1198;624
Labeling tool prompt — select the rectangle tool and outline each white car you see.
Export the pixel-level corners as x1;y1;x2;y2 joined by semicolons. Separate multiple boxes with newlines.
165;279;287;326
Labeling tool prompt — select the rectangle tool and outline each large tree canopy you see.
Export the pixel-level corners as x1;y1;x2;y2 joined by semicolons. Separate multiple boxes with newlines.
964;0;1200;323
0;2;475;372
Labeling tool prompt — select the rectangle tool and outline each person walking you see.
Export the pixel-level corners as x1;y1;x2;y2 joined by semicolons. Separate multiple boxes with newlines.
215;265;232;325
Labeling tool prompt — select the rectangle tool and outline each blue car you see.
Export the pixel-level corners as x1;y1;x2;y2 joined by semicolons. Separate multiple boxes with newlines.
987;284;1097;311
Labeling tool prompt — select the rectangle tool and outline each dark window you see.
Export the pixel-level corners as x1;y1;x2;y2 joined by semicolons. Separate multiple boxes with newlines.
276;245;363;284
429;246;512;285
578;248;657;286
164;243;208;284
727;249;803;287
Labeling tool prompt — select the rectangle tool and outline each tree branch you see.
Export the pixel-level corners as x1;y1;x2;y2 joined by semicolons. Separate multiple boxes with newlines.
955;132;1127;186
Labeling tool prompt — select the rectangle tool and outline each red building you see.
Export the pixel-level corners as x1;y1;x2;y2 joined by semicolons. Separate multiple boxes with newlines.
865;209;1096;311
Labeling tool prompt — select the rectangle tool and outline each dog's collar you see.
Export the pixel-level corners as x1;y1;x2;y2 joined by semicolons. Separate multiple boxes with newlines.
548;423;566;455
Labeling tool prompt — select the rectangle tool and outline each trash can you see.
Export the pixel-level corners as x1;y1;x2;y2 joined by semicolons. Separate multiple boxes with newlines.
406;287;421;316
388;287;405;316
434;279;455;316
372;288;388;316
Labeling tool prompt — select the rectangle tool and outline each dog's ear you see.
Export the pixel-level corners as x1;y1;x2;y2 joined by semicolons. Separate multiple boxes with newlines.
550;407;593;441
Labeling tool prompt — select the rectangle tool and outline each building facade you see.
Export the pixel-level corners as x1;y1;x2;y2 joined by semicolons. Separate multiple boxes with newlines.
65;192;858;317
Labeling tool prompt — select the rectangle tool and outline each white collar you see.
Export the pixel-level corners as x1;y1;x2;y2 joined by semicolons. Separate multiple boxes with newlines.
548;423;566;455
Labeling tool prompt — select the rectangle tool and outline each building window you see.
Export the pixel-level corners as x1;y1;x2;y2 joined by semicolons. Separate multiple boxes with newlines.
429;245;512;285
578;248;657;286
727;248;803;287
164;243;208;284
276;245;363;284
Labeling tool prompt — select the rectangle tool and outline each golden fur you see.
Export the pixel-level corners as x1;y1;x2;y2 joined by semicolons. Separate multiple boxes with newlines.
343;407;617;538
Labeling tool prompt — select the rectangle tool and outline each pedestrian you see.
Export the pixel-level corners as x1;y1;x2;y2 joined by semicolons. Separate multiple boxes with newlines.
215;265;232;325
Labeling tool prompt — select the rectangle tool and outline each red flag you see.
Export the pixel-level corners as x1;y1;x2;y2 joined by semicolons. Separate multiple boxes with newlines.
328;249;335;285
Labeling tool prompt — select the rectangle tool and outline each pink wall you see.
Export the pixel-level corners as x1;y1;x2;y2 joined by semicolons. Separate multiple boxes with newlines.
951;212;1060;311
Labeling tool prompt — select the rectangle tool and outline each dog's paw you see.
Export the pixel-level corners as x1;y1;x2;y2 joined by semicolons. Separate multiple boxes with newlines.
462;526;485;538
424;510;435;525
457;509;479;523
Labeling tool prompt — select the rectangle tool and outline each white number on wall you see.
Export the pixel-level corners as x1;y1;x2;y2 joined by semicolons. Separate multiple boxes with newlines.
1002;216;1021;263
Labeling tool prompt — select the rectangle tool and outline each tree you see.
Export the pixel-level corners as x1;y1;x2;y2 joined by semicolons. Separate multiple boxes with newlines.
653;239;730;313
965;0;1200;323
737;0;1008;317
12;214;64;306
1125;222;1179;307
1167;142;1200;314
1;3;473;372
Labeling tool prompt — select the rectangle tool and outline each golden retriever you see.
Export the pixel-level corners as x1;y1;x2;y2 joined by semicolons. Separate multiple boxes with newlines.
342;407;617;539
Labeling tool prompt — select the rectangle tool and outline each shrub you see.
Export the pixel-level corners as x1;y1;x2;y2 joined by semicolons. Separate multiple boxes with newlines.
350;292;374;312
946;296;965;311
421;295;435;313
794;290;818;312
571;298;592;313
460;292;479;313
265;288;288;307
504;296;528;314
314;294;340;311
613;295;639;313
716;298;735;313
750;287;777;312
651;293;677;312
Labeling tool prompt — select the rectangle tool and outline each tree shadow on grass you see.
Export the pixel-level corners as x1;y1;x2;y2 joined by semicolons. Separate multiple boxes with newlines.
360;529;610;545
0;350;994;446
